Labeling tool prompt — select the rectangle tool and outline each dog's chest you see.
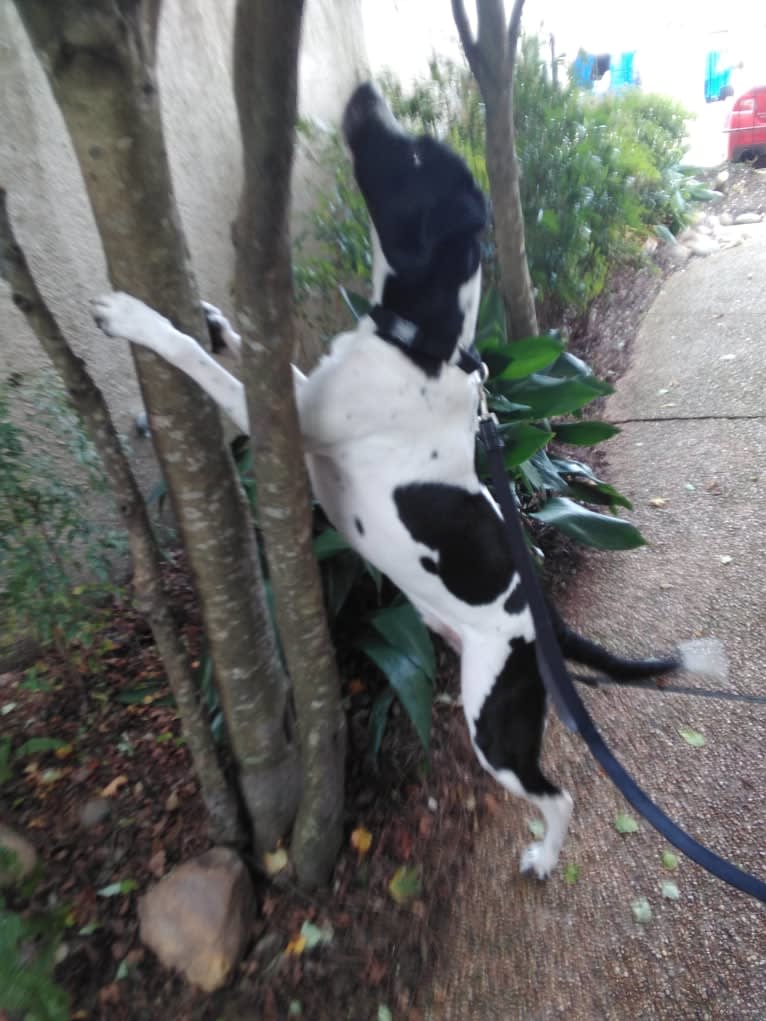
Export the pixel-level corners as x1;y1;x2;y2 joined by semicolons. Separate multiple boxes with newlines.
301;334;481;578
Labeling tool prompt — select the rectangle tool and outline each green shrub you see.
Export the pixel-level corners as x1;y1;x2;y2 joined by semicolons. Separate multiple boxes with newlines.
0;374;125;665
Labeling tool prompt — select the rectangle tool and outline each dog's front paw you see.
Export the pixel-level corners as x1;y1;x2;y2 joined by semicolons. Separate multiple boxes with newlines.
519;841;557;880
91;292;170;349
201;300;241;358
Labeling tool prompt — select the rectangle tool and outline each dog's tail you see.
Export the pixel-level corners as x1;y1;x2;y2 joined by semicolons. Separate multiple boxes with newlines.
552;612;728;683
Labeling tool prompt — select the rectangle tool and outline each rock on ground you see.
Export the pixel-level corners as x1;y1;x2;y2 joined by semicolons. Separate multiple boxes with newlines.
138;846;255;992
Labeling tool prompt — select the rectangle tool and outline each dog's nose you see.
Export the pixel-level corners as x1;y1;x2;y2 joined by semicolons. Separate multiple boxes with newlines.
342;82;400;144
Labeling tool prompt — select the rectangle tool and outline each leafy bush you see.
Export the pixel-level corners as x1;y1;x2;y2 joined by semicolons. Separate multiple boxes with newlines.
0;374;125;666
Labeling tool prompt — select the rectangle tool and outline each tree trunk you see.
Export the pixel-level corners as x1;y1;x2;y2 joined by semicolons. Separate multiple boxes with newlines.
232;0;346;888
14;0;301;857
452;0;539;340
0;187;241;845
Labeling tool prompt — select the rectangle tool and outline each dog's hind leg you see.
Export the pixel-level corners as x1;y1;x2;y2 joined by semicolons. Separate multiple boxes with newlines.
91;292;250;435
462;636;573;879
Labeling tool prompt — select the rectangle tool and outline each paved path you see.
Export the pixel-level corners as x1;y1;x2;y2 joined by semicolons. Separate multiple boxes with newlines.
427;231;766;1020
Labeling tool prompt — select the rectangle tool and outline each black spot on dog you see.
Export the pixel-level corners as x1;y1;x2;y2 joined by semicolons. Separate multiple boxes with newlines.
473;638;558;796
394;482;513;605
420;556;438;574
503;579;526;615
354;517;365;536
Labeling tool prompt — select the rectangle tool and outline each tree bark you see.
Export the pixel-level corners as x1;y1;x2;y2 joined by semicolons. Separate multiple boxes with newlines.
232;0;346;888
13;0;301;856
0;186;242;845
452;0;539;340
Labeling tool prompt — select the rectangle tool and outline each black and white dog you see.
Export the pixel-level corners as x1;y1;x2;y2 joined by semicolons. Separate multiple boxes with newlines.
92;84;722;879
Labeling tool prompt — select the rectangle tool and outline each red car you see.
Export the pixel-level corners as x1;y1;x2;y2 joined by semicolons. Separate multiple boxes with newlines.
724;86;766;161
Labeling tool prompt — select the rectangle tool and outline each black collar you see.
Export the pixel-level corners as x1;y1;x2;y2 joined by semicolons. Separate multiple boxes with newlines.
369;304;482;376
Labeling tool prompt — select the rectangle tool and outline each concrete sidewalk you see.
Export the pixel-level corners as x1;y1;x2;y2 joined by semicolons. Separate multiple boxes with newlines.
427;233;766;1020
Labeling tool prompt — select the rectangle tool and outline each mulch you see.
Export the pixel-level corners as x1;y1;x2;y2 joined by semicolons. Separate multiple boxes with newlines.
0;552;496;1021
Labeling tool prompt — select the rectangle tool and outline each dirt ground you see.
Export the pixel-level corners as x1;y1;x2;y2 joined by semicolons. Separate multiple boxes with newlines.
2;163;764;1021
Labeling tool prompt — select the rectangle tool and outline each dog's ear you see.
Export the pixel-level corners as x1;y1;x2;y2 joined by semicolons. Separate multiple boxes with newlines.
385;187;487;279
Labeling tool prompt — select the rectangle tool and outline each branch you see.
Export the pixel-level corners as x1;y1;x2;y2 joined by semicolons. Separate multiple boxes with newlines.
451;0;483;85
507;0;526;80
0;187;242;844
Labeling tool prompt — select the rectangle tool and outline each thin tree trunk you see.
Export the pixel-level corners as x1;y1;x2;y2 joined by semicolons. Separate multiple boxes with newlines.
232;0;346;888
0;187;241;845
14;0;301;857
452;0;539;340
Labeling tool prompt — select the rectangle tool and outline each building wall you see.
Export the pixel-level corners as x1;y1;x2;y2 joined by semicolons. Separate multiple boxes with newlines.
0;0;366;651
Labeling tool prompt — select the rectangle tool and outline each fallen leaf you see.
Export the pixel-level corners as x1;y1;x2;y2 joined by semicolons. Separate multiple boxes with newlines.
631;897;652;924
350;826;372;857
100;775;129;798
678;727;706;748
285;934;306;956
347;679;366;696
388;865;422;905
527;818;545;839
660;880;680;900
649;497;667;508
661;849;680;871
97;879;138;898
615;813;639;834
684;483;696;492
719;555;733;565
378;1007;393;1021
263;848;289;876
563;863;581;884
55;744;75;759
300;920;333;949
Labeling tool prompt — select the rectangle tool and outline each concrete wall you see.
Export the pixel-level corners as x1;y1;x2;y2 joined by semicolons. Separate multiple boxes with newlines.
0;0;367;506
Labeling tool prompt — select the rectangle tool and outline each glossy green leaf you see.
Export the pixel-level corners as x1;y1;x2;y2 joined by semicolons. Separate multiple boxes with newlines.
487;394;532;417
553;421;620;446
496;336;565;380
313;528;352;560
358;637;432;753
501;374;607;418
531;497;646;550
369;601;436;681
500;423;554;467
15;737;68;758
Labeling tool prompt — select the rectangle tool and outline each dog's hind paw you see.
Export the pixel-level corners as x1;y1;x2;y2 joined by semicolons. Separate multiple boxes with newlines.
520;841;557;880
91;292;171;351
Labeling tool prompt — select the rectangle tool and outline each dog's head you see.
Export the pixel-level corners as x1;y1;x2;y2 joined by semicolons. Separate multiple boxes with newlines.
343;83;488;364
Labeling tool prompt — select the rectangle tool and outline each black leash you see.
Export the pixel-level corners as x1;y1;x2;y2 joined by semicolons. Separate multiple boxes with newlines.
478;406;766;904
